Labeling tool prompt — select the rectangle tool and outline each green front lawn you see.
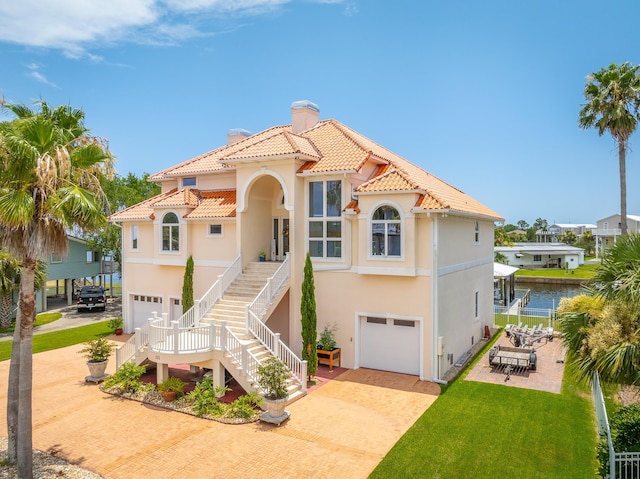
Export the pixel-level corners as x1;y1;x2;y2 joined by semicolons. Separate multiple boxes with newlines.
0;322;111;362
515;263;599;279
370;343;598;479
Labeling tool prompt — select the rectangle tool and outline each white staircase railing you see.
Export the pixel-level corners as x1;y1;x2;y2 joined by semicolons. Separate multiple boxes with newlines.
115;252;305;396
245;254;307;392
248;253;290;318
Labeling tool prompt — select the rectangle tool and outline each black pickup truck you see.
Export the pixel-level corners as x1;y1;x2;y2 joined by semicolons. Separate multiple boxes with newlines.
76;286;107;312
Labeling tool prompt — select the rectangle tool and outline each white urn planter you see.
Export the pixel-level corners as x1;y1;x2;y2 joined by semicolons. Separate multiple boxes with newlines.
85;360;109;382
260;397;290;425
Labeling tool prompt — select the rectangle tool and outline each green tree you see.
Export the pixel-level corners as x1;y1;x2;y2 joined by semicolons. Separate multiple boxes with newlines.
576;231;595;256
87;172;160;271
579;62;640;235
0;100;113;475
517;220;529;230
558;235;640;385
560;231;577;245
182;255;194;314
0;252;20;329
301;252;318;378
0;256;47;329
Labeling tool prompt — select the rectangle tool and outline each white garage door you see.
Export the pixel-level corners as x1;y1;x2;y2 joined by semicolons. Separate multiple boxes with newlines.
131;295;163;330
360;316;420;375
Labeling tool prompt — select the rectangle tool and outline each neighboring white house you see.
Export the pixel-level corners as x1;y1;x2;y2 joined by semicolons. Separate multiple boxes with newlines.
110;100;502;391
495;243;584;270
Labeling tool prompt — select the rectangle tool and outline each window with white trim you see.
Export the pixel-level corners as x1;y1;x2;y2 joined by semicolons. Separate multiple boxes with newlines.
182;177;196;187
308;180;342;258
50;253;62;264
208;224;223;237
131;224;138;250
371;205;401;257
162;212;180;252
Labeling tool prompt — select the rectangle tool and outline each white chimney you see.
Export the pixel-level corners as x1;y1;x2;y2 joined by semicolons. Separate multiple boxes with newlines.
291;100;319;134
227;128;251;145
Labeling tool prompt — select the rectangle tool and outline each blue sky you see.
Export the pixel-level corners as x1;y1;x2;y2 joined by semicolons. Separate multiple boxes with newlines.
1;0;640;226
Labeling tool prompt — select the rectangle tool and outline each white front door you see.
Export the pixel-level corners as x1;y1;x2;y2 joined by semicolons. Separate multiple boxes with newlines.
360;316;420;375
272;217;290;260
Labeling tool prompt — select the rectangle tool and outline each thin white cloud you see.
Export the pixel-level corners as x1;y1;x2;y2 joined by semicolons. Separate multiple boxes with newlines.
26;63;57;87
0;0;297;58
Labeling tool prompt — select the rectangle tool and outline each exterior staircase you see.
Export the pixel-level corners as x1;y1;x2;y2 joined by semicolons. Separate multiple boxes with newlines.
200;262;304;402
116;257;306;404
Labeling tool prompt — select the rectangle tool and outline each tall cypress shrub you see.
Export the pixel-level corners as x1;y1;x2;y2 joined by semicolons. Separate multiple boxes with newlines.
182;255;194;314
301;252;318;378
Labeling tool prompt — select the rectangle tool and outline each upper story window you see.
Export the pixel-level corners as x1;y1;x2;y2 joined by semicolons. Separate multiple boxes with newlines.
308;180;342;258
371;205;401;257
131;224;138;250
50;253;62;264
86;251;99;263
162;212;180;252
208;224;223;237
474;221;480;244
182;177;196;187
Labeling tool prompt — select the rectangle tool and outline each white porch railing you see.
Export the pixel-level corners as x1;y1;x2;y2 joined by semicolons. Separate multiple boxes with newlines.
248;253;290;319
148;316;215;354
115;255;242;366
593;373;640;478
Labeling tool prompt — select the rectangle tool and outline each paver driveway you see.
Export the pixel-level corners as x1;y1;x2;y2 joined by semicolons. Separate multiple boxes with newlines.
0;344;439;478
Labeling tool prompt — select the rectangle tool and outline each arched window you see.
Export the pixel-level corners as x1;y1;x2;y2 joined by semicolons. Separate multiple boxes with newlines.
162;212;180;252
371;205;401;257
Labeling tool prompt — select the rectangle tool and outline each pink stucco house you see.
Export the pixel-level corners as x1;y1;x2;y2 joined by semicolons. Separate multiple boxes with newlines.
110;101;502;399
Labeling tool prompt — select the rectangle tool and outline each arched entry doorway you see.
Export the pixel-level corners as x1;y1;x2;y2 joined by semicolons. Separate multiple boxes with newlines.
240;173;289;263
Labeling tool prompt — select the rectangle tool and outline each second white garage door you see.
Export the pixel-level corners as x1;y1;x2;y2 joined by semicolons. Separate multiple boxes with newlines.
131;295;163;330
360;316;421;376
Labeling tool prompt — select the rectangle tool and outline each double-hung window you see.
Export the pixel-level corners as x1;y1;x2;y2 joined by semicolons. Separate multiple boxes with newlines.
371;205;401;257
308;180;342;258
162;212;180;252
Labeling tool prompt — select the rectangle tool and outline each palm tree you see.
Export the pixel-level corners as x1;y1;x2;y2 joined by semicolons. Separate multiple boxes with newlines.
579;62;640;235
0;252;20;329
0;101;113;476
558;235;640;385
0;254;47;329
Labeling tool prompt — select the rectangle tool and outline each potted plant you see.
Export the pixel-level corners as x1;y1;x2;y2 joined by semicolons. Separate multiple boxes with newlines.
317;323;338;351
259;251;266;262
79;337;114;381
157;376;187;402
256;357;290;423
108;317;123;335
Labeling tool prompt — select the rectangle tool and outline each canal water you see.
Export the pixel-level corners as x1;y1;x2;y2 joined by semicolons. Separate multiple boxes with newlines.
520;282;587;310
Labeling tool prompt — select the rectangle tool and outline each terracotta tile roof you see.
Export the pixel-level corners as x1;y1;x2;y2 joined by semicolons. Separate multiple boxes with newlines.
344;200;360;214
147;116;501;220
149;125;291;180
109;188;178;221
186;190;236;218
358;170;420;193
153;188;200;208
224;131;320;161
109;189;237;221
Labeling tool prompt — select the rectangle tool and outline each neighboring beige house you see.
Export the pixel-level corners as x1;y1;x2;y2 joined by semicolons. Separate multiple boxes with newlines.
594;214;640;256
536;223;596;243
110;101;502;396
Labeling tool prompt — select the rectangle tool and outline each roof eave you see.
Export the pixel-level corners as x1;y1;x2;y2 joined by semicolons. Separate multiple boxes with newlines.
297;169;358;177
220;153;318;164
